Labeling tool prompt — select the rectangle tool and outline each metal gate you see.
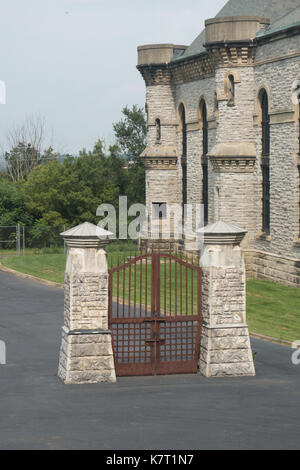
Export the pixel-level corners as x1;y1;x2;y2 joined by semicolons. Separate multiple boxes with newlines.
108;252;202;377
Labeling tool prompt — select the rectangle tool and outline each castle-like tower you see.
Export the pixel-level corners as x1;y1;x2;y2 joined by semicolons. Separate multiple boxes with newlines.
137;0;300;287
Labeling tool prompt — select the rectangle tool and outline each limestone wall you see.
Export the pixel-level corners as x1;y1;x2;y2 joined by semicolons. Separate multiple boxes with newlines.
146;85;177;147
253;35;300;281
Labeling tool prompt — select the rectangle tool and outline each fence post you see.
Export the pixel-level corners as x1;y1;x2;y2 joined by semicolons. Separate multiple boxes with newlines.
22;226;25;256
16;224;20;256
58;222;116;384
197;221;255;377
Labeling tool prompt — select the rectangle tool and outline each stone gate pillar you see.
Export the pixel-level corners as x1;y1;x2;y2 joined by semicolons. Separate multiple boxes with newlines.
58;222;116;384
197;221;255;377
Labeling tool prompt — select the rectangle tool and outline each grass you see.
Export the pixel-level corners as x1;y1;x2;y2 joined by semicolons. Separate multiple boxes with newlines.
247;279;300;343
1;253;67;284
1;250;299;343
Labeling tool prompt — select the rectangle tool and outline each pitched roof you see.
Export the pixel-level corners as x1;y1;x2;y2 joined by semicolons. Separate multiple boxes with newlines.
173;0;300;61
257;5;300;37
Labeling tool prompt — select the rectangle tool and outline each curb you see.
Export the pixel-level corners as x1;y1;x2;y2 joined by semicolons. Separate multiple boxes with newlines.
250;332;292;348
0;263;63;289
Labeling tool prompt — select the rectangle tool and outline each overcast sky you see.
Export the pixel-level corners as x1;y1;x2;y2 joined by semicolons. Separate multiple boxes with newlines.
0;0;226;154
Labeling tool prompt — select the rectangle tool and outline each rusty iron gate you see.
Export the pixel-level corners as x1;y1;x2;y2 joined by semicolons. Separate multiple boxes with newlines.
108;252;202;377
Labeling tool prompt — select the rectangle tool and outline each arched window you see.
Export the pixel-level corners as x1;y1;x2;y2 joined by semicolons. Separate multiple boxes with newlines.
200;100;208;224
155;118;161;143
179;104;187;212
260;89;270;234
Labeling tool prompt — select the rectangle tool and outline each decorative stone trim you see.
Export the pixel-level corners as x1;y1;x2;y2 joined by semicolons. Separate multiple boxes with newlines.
206;43;256;68
186;122;200;132
203;322;248;329
138;42;256;87
170;55;215;84
254;110;295;126
137;64;172;86
256;231;272;242
142;156;178;170
210;155;256;173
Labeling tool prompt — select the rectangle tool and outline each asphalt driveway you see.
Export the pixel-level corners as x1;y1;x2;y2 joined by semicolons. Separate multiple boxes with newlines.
0;270;299;450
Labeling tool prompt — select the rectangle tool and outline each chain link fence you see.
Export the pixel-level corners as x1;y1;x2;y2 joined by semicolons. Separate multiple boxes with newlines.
0;224;67;256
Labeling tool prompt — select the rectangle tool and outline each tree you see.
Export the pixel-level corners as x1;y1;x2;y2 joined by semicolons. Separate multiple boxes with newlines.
113;105;147;161
23;141;129;246
113;105;147;204
4;116;58;181
0;178;32;226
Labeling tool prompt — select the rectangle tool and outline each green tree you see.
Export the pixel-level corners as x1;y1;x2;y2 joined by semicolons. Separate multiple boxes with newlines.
113;105;147;204
23;141;129;246
113;105;147;160
0;179;31;226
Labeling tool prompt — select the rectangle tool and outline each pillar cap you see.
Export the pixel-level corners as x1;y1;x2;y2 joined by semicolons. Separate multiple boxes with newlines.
60;222;113;248
197;220;247;245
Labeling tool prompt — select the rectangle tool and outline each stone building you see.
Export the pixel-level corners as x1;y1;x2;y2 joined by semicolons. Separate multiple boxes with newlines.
137;0;300;287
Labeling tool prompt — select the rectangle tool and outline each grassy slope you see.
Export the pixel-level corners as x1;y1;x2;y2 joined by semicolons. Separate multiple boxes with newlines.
246;279;300;343
1;253;66;284
1;253;299;342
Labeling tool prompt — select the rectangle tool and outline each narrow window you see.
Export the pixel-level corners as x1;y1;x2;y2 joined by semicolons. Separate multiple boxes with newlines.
200;101;208;224
261;90;270;234
179;104;187;212
228;75;235;106
155;118;161;143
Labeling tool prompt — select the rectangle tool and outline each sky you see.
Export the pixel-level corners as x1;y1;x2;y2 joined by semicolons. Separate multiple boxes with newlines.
0;0;226;154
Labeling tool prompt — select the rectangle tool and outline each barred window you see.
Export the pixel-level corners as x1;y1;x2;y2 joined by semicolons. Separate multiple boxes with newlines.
260;90;270;234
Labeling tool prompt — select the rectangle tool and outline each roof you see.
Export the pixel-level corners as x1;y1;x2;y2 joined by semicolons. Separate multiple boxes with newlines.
196;220;247;245
173;0;300;61
61;222;113;239
257;5;300;37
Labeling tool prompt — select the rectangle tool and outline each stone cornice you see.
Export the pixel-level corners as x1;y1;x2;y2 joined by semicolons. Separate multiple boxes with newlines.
209;155;256;173
137;64;172;86
138;42;256;87
141;156;178;170
140;146;178;169
205;42;256;68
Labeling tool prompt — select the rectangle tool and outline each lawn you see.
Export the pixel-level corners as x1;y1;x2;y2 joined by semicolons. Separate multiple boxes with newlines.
1;250;299;343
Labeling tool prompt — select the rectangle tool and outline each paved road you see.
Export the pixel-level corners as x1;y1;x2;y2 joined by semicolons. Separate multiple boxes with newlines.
0;270;299;450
